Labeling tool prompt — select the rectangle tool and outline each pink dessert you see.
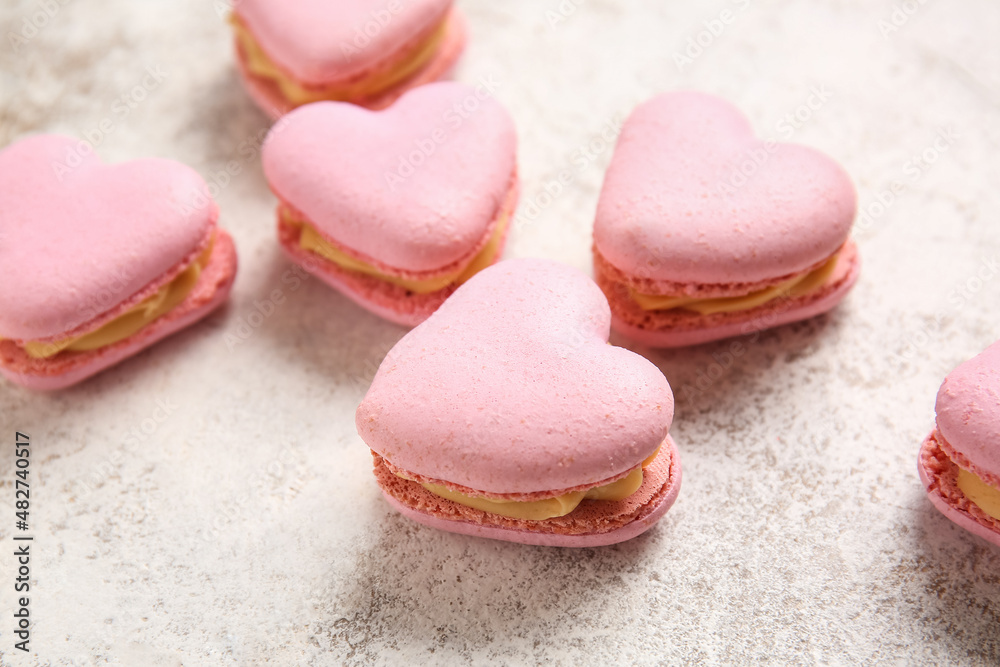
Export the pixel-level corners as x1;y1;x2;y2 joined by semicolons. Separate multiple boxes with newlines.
918;341;1000;548
0;134;238;390
231;0;467;118
263;81;518;327
593;91;860;348
356;258;681;547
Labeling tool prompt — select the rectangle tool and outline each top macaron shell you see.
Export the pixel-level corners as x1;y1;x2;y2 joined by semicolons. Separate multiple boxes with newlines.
235;0;452;84
936;341;1000;484
594;91;857;285
262;81;517;273
0;134;215;342
356;258;674;495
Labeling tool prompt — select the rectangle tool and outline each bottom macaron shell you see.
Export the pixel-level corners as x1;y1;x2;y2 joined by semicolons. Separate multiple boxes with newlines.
0;230;238;391
235;8;468;119
277;178;517;328
374;435;682;547
599;241;860;348
918;430;1000;549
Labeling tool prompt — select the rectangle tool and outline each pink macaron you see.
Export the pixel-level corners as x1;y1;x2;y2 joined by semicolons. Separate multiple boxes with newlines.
356;258;681;547
262;81;518;327
918;341;1000;548
593;91;860;348
0;134;238;391
231;0;467;118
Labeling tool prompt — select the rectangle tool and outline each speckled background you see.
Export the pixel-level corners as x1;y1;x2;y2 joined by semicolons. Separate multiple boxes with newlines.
1;0;999;664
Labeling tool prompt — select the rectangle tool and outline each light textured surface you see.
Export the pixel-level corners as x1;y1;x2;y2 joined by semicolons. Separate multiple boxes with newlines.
1;0;999;664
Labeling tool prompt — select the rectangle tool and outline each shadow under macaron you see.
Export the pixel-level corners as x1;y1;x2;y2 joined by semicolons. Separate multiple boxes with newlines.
619;310;842;433
178;64;276;169
902;495;1000;659
235;247;410;399
305;501;679;660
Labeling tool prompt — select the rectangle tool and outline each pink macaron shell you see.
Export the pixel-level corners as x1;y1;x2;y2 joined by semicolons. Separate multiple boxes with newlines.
934;340;1000;486
0;230;237;391
277;176;516;327
356;258;675;495
593;91;857;285
605;241;860;348
235;0;452;85
235;8;467;118
0;134;216;342
918;431;1000;549
377;435;682;547
262;81;517;273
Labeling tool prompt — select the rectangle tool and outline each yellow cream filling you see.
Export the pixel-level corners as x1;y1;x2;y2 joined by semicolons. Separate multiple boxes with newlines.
408;447;662;522
289;209;507;295
630;252;840;314
957;468;1000;521
230;13;449;106
14;237;213;359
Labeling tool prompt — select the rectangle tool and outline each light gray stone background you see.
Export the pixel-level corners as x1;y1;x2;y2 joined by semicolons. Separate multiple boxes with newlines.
1;0;999;664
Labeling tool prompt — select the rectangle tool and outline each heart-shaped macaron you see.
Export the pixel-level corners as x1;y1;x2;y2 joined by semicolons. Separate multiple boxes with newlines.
232;0;467;116
356;258;681;547
0;134;237;390
263;81;518;326
919;341;1000;548
593;91;859;347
